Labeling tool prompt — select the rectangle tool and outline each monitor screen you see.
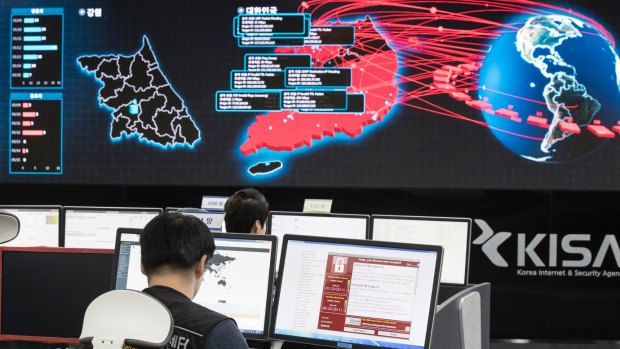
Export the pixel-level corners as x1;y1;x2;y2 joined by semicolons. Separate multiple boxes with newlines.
271;235;443;349
112;229;277;339
0;1;617;191
0;247;113;343
165;207;225;232
62;207;161;248
370;215;471;285
0;206;61;247
267;211;369;267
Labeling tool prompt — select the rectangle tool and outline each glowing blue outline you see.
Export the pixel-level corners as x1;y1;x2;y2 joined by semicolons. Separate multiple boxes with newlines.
246;160;284;177
230;70;285;91
284;67;352;89
303;26;356;46
233;13;310;38
238;36;305;48
280;90;349;111
10;8;64;90
244;54;312;70
215;90;282;112
8;92;63;175
76;35;202;151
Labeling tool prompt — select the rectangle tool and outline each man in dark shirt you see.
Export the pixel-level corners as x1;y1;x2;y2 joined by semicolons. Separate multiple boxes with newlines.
140;212;249;349
224;188;269;234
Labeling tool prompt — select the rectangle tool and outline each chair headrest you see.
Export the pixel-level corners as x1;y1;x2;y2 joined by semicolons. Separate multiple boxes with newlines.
80;289;173;349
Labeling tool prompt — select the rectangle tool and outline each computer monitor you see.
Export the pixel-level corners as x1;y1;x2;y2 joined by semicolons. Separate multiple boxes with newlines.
267;211;369;267
270;235;443;349
112;229;277;339
62;206;161;248
165;207;225;232
0;247;113;343
0;205;61;247
370;215;471;285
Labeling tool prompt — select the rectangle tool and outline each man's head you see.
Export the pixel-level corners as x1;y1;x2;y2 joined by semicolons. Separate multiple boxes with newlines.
224;188;269;234
140;212;215;296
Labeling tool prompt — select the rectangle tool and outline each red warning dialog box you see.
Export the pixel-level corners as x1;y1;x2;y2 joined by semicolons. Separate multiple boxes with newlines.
317;254;420;339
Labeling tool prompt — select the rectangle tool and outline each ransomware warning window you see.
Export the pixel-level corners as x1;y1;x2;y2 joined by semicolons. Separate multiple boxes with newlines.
317;254;419;339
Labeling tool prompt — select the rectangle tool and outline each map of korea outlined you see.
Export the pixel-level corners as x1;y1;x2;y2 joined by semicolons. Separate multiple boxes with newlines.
78;36;200;149
240;17;398;156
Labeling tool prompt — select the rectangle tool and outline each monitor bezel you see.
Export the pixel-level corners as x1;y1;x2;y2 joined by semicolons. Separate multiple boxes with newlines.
369;214;472;286
111;228;143;290
111;228;278;340
0;246;113;344
61;206;162;247
0;205;63;247
210;232;278;340
267;211;371;240
269;234;443;349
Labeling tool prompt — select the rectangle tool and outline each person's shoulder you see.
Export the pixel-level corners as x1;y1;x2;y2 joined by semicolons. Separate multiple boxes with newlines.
186;299;229;320
176;297;230;323
144;286;230;335
178;299;233;337
204;319;249;349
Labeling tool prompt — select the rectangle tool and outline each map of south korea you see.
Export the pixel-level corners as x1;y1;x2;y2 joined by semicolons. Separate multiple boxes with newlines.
240;17;398;156
78;36;200;148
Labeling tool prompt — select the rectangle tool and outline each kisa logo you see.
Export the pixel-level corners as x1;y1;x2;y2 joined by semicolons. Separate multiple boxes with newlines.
473;219;620;268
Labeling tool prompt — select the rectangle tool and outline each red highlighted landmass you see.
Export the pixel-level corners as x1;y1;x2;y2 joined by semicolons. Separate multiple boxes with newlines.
240;18;399;155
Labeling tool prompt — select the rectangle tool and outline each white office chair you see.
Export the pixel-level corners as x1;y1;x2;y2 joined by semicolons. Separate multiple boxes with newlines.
0;212;19;244
80;289;174;349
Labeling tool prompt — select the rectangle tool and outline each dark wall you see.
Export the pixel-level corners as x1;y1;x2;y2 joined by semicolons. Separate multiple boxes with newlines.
0;182;529;215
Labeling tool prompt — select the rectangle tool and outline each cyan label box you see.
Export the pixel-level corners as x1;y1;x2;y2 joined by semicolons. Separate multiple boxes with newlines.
245;54;312;71
235;14;310;37
216;91;281;112
304;26;355;46
281;91;348;111
231;71;285;90
238;37;304;47
285;68;352;88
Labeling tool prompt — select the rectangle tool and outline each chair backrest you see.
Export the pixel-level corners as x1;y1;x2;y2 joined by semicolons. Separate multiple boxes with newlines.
80;289;173;349
459;291;482;349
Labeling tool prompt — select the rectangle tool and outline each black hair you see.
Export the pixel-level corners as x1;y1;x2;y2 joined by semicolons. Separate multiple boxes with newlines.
224;188;269;234
140;212;216;275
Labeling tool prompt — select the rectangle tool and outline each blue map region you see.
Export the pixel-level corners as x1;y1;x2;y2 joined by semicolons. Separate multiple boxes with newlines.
77;36;201;149
515;15;601;154
479;14;620;162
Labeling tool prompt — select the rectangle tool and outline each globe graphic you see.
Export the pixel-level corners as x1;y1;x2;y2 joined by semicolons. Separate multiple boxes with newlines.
478;14;620;162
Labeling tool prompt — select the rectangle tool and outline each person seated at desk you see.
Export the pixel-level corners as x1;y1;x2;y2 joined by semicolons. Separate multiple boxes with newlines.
224;188;269;234
140;212;249;349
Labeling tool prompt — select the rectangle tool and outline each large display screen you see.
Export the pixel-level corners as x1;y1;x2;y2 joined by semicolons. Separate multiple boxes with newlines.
0;1;619;190
271;235;442;349
371;215;471;285
112;230;277;339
